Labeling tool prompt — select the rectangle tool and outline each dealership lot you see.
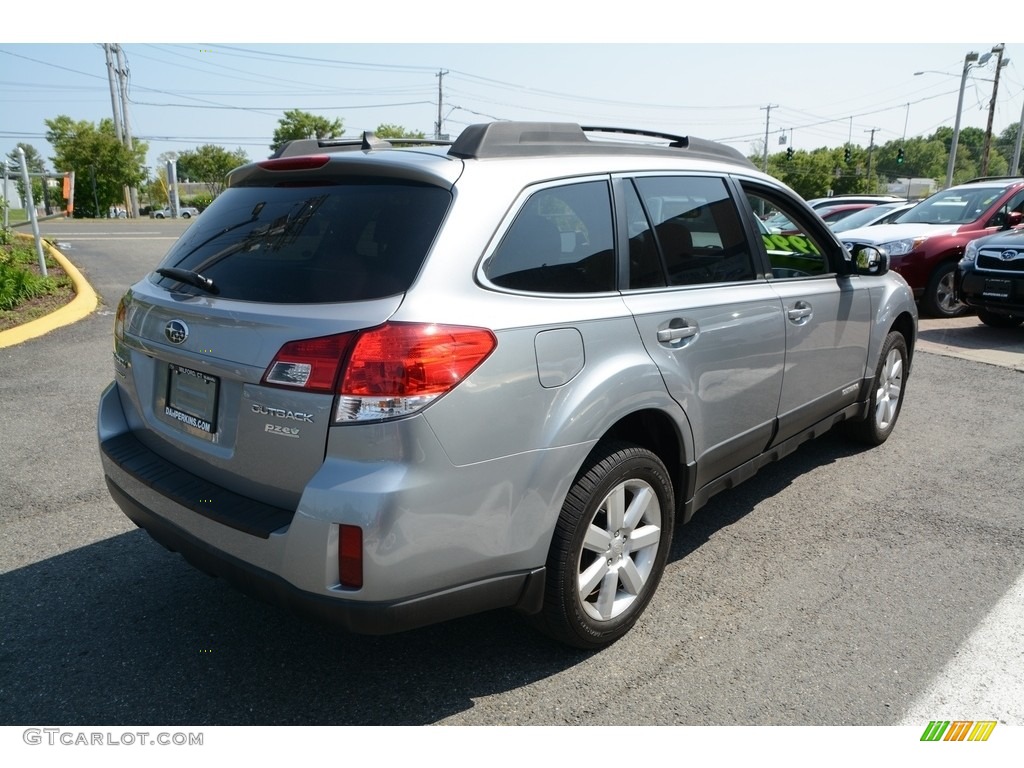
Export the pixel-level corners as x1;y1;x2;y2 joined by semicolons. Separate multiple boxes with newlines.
1;219;1022;725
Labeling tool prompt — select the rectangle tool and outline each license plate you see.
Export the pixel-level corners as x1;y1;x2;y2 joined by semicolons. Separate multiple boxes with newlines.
983;279;1011;299
165;364;219;434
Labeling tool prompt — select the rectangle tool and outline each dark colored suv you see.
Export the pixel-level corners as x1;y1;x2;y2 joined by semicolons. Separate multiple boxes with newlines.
839;178;1024;317
955;223;1024;327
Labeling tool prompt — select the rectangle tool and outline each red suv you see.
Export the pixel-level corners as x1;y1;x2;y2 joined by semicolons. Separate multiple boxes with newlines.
837;178;1024;317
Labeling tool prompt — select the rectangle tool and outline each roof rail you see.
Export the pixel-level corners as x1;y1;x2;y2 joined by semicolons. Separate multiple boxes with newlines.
447;121;754;168
961;175;1024;184
270;133;452;158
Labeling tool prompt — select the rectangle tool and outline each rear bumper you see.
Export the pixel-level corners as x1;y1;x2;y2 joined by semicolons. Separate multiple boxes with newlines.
98;381;549;634
102;460;545;635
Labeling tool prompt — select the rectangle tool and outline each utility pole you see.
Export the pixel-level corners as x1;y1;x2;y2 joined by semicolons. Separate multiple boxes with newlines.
980;43;1006;178
104;44;124;143
435;70;449;140
761;104;777;172
115;44;140;217
865;128;879;188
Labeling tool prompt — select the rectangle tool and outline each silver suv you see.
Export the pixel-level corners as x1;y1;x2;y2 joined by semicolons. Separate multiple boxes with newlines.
98;122;918;649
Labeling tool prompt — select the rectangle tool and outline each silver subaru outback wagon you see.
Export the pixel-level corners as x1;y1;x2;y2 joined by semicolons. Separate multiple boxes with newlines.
98;122;917;649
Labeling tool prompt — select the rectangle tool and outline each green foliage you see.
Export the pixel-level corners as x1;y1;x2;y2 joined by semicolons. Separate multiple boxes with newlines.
271;110;344;154
374;123;427;140
183;193;214;211
176;145;249;197
5;143;46;206
44;115;148;218
0;240;58;311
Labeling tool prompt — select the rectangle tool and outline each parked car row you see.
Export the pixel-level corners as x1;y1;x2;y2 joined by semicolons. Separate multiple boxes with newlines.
803;181;1024;318
838;178;1024;317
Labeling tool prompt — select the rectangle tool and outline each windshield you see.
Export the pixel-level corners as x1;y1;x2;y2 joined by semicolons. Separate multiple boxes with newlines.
829;203;902;232
897;186;1005;225
152;180;451;303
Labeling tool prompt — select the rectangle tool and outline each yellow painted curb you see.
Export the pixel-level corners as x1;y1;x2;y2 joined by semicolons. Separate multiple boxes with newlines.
0;233;99;348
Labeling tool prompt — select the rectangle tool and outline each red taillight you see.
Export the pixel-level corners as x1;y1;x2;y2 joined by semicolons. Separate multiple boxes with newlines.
113;296;127;344
263;322;496;421
257;155;330;171
338;524;363;589
261;332;355;393
340;323;497;397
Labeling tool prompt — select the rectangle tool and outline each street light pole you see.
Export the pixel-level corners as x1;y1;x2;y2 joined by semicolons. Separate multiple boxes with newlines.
1011;95;1024;177
946;51;979;189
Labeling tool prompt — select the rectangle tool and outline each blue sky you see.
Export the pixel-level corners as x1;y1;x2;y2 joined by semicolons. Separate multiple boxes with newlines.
2;8;1022;171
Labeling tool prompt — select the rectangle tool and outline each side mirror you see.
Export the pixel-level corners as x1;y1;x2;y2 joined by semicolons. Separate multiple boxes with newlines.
1007;211;1023;229
852;245;888;276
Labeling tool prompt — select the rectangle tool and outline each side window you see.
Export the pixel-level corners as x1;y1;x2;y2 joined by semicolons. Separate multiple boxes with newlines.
742;189;831;278
632;176;756;286
485;181;615;293
986;190;1024;228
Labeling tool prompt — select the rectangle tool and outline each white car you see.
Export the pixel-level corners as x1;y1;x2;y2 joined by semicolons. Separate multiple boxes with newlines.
153;206;199;219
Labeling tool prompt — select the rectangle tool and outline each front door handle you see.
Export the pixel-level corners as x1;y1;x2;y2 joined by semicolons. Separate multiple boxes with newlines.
657;323;698;343
787;302;813;323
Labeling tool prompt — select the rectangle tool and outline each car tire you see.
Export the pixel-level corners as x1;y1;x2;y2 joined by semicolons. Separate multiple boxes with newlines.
154;212;165;219
181;212;191;219
536;441;675;649
977;309;1023;328
923;262;966;318
845;331;908;446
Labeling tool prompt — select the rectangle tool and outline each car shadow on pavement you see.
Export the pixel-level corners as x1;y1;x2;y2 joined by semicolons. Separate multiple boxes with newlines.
0;433;869;727
668;429;869;564
917;316;1024;359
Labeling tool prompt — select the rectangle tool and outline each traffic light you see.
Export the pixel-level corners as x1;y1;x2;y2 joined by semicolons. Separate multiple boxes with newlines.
786;146;794;160
896;147;905;165
844;146;852;164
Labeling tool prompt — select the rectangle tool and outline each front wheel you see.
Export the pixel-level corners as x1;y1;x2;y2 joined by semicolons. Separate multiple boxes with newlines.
846;331;908;446
536;442;675;649
922;262;966;318
181;212;191;219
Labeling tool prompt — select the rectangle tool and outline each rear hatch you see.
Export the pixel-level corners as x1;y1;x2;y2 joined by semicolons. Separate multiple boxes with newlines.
114;168;454;510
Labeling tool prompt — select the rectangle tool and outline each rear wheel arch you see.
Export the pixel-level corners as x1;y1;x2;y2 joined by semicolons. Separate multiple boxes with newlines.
601;408;688;510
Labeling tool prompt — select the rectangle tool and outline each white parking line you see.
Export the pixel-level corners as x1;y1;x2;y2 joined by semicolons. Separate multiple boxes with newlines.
899;572;1024;725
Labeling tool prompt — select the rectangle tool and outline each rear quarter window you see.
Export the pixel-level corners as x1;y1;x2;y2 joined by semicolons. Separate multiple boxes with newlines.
152;181;451;303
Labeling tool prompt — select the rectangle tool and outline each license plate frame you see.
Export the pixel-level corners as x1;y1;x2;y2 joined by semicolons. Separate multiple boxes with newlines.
165;363;219;434
983;278;1012;299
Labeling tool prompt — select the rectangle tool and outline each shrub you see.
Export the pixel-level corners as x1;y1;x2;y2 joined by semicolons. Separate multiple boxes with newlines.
0;239;61;311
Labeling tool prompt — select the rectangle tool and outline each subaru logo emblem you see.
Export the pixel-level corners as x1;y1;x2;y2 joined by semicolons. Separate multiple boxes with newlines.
165;319;189;345
1000;249;1020;262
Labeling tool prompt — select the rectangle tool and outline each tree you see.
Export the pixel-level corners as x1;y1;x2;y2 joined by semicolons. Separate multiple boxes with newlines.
270;110;343;154
176;145;249;197
5;143;47;210
374;123;426;140
44;115;147;218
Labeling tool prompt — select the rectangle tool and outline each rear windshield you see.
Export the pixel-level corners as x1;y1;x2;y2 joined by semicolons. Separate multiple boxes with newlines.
152;180;451;303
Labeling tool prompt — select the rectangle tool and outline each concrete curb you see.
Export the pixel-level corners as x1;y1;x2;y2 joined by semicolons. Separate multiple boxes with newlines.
0;233;99;349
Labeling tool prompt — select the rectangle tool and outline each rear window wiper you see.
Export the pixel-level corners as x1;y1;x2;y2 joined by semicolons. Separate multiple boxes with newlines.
156;267;220;295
